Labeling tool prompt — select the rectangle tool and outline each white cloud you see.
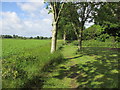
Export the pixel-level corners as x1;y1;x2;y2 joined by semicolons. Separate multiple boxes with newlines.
26;0;44;2
2;12;25;35
1;11;52;37
17;2;44;12
17;2;52;19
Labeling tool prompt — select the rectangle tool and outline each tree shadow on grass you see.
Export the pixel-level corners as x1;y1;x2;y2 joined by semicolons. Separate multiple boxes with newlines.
52;47;119;88
66;55;83;60
21;76;44;90
22;52;69;89
53;64;80;79
41;55;69;73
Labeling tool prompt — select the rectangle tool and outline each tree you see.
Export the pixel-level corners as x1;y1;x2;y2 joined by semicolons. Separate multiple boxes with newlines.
76;2;101;50
13;35;19;38
29;37;33;39
46;1;65;53
36;36;40;39
94;2;120;42
39;36;44;39
1;35;13;38
58;16;77;43
83;25;104;40
58;3;79;43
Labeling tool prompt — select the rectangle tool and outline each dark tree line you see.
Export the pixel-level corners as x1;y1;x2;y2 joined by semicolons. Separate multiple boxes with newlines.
1;35;52;40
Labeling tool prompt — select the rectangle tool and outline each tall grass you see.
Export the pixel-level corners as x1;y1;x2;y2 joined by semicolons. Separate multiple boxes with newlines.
2;39;63;88
2;39;51;58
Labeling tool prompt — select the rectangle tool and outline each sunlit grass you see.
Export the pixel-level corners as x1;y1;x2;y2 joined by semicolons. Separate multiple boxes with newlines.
2;39;63;88
43;43;119;88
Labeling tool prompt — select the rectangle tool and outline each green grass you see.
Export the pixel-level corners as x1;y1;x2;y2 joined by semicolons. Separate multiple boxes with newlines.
2;39;119;88
2;39;51;58
42;42;119;88
2;39;63;88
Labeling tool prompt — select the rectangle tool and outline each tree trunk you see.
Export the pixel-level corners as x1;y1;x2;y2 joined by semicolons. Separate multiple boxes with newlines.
78;23;84;51
63;31;66;44
50;3;64;53
78;32;82;50
51;21;58;53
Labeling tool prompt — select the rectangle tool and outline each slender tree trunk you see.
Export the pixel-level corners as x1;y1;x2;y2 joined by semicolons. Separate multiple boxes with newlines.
78;22;84;51
78;30;83;50
72;23;81;50
78;35;81;50
51;21;58;53
63;31;66;44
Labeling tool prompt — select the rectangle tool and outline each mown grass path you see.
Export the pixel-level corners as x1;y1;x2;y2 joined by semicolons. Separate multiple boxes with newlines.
43;44;79;88
43;44;119;88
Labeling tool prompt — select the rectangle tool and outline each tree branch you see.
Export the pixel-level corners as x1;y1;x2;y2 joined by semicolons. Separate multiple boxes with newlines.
84;7;92;22
56;2;65;23
50;2;55;19
72;23;79;39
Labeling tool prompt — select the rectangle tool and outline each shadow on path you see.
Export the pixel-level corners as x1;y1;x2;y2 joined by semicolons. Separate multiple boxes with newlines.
22;52;68;89
52;47;119;88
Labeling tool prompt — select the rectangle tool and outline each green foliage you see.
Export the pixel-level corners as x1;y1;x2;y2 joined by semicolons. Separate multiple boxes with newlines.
83;25;104;40
83;24;119;42
94;2;120;41
97;33;110;42
57;3;78;40
72;40;120;48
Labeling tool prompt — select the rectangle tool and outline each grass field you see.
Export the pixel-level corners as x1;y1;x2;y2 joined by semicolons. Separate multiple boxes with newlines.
2;39;63;88
2;39;51;58
1;39;119;88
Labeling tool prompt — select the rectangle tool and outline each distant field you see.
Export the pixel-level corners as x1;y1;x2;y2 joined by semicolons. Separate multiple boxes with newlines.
2;39;51;58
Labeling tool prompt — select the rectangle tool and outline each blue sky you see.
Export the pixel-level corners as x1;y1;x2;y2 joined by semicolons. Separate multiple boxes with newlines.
1;1;52;37
2;2;27;19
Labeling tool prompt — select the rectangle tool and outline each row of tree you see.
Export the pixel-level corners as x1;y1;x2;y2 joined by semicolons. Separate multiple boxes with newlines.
46;1;120;53
1;35;52;39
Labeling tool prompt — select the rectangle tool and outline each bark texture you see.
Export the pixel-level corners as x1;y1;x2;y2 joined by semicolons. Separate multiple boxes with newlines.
51;22;58;53
50;3;64;53
78;23;84;50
